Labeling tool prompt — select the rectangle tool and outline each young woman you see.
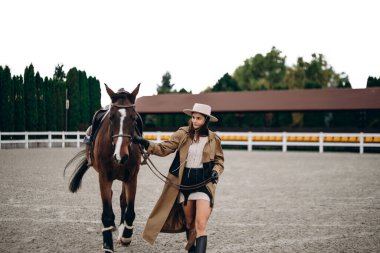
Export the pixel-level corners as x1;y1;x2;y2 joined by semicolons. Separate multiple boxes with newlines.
133;103;224;253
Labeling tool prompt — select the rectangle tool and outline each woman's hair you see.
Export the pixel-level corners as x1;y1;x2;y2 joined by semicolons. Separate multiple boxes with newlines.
188;113;210;142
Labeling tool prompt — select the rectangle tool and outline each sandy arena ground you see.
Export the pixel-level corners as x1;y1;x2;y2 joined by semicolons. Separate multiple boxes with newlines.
0;148;379;253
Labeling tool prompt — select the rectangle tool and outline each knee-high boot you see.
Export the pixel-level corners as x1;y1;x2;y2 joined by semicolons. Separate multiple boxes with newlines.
196;235;207;253
186;229;196;253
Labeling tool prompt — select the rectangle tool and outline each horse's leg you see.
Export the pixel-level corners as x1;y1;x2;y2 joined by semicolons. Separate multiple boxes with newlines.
99;175;116;253
118;175;137;246
119;186;127;225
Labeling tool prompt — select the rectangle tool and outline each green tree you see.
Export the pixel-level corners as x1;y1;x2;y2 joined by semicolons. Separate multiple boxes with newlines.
209;73;241;92
157;71;174;94
45;78;57;131
36;72;46;130
233;47;286;90
66;67;80;130
55;80;66;131
13;75;25;131
367;76;380;87
53;64;66;81
89;76;101;117
78;70;90;126
0;66;15;131
24;64;38;131
0;66;3;131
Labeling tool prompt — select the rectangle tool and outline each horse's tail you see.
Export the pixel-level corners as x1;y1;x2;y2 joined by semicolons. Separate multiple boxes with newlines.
64;149;86;174
64;150;90;193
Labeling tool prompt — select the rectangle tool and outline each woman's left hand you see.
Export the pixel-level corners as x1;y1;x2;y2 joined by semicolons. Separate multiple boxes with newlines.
210;170;219;184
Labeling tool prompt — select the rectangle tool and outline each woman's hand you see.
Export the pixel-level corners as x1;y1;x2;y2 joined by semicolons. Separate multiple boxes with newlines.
210;170;219;184
132;135;149;149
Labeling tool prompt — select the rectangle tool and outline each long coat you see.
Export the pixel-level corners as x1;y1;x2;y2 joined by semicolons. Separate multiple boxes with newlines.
142;126;224;249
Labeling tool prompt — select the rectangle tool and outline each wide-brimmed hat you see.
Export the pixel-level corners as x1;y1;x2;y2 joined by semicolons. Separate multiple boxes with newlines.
183;103;218;122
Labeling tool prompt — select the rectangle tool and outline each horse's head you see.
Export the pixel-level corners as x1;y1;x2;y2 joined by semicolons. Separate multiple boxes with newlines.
105;83;140;164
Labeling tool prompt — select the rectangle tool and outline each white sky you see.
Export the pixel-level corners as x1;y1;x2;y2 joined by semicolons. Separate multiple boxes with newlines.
1;0;379;106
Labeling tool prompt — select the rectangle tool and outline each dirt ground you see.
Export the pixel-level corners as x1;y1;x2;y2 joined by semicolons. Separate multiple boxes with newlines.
0;148;379;253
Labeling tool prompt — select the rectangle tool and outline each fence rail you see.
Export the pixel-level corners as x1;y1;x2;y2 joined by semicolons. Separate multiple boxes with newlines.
1;131;379;153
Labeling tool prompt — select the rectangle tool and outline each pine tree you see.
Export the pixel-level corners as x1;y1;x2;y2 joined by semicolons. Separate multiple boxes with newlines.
78;70;90;126
14;75;25;131
24;64;38;131
45;78;57;131
0;66;14;131
36;72;46;130
0;66;3;131
55;80;66;131
66;67;80;130
89;76;101;117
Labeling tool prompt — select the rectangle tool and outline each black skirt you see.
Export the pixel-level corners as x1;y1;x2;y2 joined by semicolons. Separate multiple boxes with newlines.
180;167;213;208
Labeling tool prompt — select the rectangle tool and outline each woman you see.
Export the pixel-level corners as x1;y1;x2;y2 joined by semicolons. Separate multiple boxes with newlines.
133;103;224;253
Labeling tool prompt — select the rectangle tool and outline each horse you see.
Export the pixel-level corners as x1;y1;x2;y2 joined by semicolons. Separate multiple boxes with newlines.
64;83;142;253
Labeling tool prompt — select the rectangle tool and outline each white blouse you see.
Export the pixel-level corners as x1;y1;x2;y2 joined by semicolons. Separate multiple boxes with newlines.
185;137;208;168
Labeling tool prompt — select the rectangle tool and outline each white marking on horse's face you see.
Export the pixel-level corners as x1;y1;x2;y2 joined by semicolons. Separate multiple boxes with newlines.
113;109;126;161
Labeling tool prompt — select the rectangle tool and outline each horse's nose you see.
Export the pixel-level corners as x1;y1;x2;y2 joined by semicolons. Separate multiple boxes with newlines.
120;154;129;164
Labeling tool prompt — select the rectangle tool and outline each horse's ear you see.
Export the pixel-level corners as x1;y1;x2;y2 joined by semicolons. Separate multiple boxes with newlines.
131;83;140;98
105;83;115;98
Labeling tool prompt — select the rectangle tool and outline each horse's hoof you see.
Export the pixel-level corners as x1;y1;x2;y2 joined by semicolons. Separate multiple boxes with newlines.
102;246;114;253
117;237;132;246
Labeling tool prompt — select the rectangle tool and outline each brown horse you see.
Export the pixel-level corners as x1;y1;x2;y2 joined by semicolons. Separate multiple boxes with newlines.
65;84;142;253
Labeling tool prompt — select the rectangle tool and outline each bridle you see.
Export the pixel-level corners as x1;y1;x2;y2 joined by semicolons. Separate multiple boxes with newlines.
109;103;136;146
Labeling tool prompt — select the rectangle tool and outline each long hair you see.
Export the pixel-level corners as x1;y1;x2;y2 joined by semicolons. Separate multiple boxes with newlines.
188;114;210;143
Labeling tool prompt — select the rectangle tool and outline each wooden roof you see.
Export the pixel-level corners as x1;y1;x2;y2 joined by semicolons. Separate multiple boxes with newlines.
136;88;380;113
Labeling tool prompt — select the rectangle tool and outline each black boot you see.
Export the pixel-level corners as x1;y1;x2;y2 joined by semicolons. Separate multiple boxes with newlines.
186;229;196;253
195;235;207;253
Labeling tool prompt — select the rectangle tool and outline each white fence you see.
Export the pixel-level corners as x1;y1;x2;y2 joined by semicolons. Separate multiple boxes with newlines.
1;131;379;153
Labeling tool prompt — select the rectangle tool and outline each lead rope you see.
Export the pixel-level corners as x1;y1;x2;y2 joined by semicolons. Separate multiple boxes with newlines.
133;118;212;190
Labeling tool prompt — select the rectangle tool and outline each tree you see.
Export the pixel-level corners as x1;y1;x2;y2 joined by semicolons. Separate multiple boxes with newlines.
66;67;80;130
36;72;46;130
0;66;14;131
13;75;25;131
233;47;286;90
45;77;57;131
367;76;380;87
157;71;175;94
24;64;38;131
78;70;90;126
0;66;3;131
89;76;101;117
55;80;66;130
209;73;241;92
54;64;66;81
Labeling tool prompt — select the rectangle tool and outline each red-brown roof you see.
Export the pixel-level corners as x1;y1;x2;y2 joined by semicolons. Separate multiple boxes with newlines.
136;88;380;113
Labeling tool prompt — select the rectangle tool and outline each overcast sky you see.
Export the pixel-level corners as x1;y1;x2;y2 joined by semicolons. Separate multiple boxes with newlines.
1;0;379;106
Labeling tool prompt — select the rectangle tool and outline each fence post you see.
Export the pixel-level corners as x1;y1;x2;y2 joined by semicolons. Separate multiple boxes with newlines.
25;132;29;149
77;131;80;148
248;132;252;151
359;132;364;154
48;132;52;148
157;132;161;142
282;132;287;152
319;132;323;153
0;132;2;150
62;132;65;148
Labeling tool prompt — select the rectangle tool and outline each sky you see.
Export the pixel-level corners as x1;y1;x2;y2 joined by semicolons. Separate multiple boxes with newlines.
1;0;379;106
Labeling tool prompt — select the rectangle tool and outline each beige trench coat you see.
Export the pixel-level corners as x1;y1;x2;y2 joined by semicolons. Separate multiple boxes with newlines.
142;126;224;249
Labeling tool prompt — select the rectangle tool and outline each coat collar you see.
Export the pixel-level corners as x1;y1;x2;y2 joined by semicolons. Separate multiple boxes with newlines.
179;126;217;142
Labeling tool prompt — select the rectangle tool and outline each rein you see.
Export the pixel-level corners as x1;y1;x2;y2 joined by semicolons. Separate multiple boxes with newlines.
109;101;212;190
134;127;212;190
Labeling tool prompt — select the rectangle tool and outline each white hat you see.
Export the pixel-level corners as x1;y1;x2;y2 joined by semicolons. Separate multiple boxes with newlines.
183;103;218;122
